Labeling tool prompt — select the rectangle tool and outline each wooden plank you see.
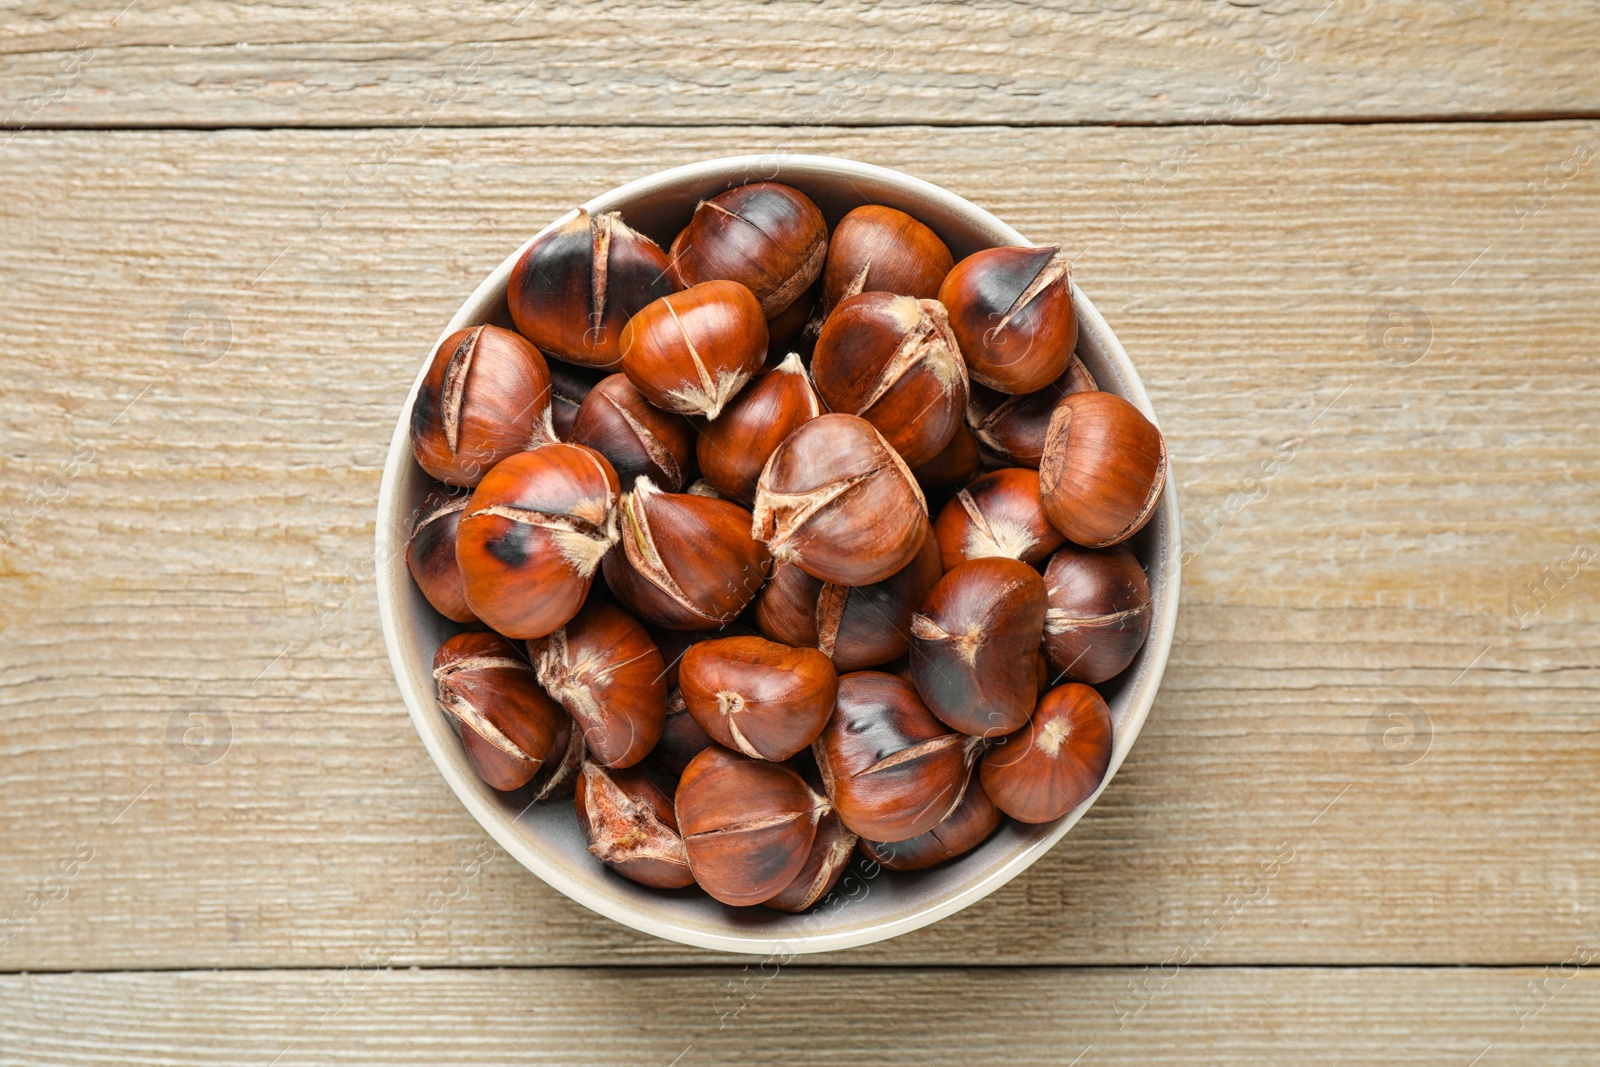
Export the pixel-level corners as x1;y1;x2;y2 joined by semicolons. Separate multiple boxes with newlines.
0;122;1597;970
3;967;1597;1064
1;1;1597;130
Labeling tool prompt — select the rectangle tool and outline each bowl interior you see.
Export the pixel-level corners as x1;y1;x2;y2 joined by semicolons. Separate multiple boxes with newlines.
376;155;1180;955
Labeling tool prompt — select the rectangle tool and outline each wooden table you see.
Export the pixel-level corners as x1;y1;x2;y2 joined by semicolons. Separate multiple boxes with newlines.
3;2;1597;1062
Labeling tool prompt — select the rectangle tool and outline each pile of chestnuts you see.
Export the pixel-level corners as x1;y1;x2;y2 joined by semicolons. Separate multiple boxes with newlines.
407;182;1166;911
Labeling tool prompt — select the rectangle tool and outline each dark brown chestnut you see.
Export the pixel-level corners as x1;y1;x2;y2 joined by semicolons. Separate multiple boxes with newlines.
433;632;566;792
410;324;554;487
908;557;1047;737
651;688;716;779
858;776;1001;871
939;245;1076;394
528;716;586;801
668;182;828;326
811;292;969;467
548;359;604;441
679;636;838;761
762;809;857;913
507;208;677;369
753;527;942;671
910;421;982;490
820;204;954;319
980;682;1113;824
527;600;667;768
674;746;830;907
751;413;927;587
567;373;696;491
812;671;984;843
619;280;768;418
407;486;476;623
456;443;620;639
1042;543;1152;684
1038;390;1167;547
967;353;1097;468
697;352;823;503
932;467;1065;569
574;761;694;889
601;476;771;630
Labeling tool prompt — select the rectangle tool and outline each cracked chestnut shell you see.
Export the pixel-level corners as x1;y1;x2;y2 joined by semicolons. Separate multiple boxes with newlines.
820;204;954;320
410;324;554;487
932;467;1065;570
407;486;476;623
669;182;828;326
909;557;1048;737
753;526;942;672
679;636;838;762
567;373;696;491
1038;390;1167;548
601;476;771;630
812;292;969;467
433;633;566;792
620;280;768;419
574;761;694;889
980;682;1113;824
507;208;677;369
674;746;831;907
697;352;822;504
968;354;1096;468
859;775;1001;871
813;671;984;843
1042;543;1152;684
456;443;620;639
763;808;857;913
751;413;927;587
528;600;667;768
939;245;1077;394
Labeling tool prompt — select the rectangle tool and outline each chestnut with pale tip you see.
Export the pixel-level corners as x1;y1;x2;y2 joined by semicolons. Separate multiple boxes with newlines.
751;413;928;587
811;292;969;467
527;601;667;769
812;671;984;843
601;476;771;630
433;633;567;792
820;204;954;319
967;353;1097;468
859;775;1001;871
669;182;828;326
507;208;677;369
981;682;1113;824
939;245;1077;394
567;373;697;491
407;486;477;623
455;443;620;640
1043;543;1152;684
410;324;554;487
679;635;838;762
619;279;768;419
697;352;823;503
1038;389;1167;548
909;557;1048;738
932;467;1065;570
574;762;695;889
763;809;857;913
674;745;831;907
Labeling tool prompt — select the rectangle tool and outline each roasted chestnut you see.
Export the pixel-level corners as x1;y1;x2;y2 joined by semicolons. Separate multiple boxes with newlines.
455;443;620;639
507;208;677;369
697;352;822;503
751;413;927;586
574;761;694;889
820;204;953;318
651;688;716;779
674;745;830;907
1038;390;1167;547
619;279;768;418
812;671;983;843
410;324;554;487
433;632;566;791
910;421;981;489
548;359;604;441
939;245;1076;394
753;527;942;672
679;635;838;761
859;776;1001;871
932;467;1065;569
980;682;1113;824
407;486;476;623
811;292;969;467
762;809;857;913
601;476;771;630
567;373;696;491
967;354;1097;468
668;182;827;325
909;557;1047;737
527;600;667;768
1042;543;1152;683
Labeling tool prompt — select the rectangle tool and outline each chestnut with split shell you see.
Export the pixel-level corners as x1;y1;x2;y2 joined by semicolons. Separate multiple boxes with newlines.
859;775;1001;871
1042;543;1152;684
939;245;1077;395
567;373;697;491
574;762;694;889
528;600;667;769
697;352;823;504
932;467;1065;570
763;809;857;913
679;635;838;762
820;204;954;319
407;486;476;623
620;280;769;419
967;354;1096;468
410;324;554;487
669;182;828;326
433;632;566;792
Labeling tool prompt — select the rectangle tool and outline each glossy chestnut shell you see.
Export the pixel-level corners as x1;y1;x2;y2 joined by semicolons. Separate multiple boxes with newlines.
433;632;566;792
1042;543;1152;684
679;636;838;762
567;373;697;491
932;467;1065;569
967;354;1096;468
668;182;828;325
820;204;954;318
528;600;667;768
697;352;823;503
619;279;769;419
407;486;476;623
762;809;858;913
939;245;1076;394
1038;390;1167;548
980;682;1113;824
859;776;1001;871
410;324;554;487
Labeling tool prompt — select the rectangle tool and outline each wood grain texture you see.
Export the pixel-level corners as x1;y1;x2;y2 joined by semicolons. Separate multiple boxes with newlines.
0;122;1597;971
3;967;1598;1065
1;1;1597;129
